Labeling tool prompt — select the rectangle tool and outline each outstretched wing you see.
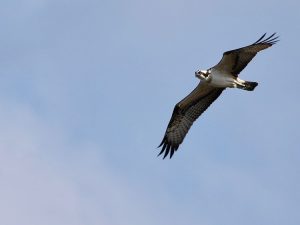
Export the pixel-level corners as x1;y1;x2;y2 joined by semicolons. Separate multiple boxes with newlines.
213;33;279;76
158;82;224;159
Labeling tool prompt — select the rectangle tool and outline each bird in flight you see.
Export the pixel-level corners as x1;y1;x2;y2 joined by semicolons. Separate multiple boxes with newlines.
158;33;279;159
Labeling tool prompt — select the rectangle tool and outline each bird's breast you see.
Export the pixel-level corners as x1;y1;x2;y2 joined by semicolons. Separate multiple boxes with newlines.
209;69;235;88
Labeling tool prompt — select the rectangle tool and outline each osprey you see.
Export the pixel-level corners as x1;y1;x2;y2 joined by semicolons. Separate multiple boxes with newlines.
158;33;279;159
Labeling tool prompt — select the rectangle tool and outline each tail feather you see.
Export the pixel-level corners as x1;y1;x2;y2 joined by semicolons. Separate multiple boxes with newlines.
244;81;258;91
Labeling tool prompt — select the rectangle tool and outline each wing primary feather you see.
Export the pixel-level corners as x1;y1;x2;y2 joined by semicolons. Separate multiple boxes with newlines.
265;35;279;45
254;33;279;45
263;32;276;42
158;137;165;148
170;147;175;158
253;33;266;44
157;142;167;157
163;145;171;159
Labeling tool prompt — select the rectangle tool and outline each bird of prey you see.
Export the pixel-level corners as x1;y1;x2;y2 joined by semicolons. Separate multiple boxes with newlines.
158;33;279;159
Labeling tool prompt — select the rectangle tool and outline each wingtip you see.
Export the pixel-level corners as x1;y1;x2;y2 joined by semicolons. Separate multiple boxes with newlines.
254;33;267;44
253;32;280;46
157;142;166;156
157;137;179;159
163;145;171;159
169;147;176;159
157;136;166;148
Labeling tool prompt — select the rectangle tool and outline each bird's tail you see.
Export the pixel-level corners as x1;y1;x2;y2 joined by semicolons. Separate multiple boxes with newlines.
243;81;258;91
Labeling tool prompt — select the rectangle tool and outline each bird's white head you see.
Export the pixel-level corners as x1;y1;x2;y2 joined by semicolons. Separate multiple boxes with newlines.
195;69;211;82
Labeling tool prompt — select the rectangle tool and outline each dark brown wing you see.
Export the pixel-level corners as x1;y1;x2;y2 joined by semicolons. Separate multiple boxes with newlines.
213;33;279;77
158;82;224;159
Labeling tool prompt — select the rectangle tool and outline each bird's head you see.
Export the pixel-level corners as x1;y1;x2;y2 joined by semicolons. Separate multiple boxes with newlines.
195;69;211;82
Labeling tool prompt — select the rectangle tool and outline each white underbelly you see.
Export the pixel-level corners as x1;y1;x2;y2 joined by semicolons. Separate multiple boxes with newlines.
210;69;235;88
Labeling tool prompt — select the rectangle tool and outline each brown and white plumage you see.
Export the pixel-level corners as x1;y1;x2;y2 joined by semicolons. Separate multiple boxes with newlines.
158;83;224;158
214;33;279;76
158;33;279;159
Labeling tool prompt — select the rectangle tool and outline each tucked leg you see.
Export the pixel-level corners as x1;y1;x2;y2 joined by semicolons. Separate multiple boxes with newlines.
234;78;258;91
233;78;246;89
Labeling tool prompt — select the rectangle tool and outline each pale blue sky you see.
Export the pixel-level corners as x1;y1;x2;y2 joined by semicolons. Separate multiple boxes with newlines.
0;1;299;225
